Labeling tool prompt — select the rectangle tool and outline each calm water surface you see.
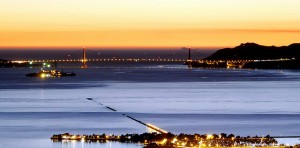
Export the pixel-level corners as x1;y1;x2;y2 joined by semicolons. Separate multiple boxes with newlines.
0;62;300;147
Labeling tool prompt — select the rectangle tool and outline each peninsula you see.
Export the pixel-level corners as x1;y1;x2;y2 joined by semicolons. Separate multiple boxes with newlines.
191;43;300;69
51;132;284;147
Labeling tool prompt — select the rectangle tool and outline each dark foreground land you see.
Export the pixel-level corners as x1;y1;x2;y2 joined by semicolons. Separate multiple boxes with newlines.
51;132;300;147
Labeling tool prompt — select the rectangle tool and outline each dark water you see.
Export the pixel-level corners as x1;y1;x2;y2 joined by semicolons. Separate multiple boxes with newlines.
0;62;300;147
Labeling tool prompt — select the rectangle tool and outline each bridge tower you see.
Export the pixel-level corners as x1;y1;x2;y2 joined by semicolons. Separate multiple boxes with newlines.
82;47;87;68
188;47;191;61
187;47;192;68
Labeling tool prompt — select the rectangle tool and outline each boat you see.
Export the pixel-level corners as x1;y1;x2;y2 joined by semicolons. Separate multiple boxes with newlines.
26;69;76;78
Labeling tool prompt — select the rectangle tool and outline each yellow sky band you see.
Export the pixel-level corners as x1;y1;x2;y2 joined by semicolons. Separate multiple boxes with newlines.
1;0;299;48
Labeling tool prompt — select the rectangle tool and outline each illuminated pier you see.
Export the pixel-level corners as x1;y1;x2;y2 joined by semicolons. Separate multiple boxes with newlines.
86;98;168;134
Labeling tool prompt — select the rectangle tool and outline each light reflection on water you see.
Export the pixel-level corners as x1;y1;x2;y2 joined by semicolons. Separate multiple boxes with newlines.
54;139;299;148
56;140;142;148
276;138;300;146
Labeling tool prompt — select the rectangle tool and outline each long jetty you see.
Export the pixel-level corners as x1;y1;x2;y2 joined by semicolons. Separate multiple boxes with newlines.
86;98;168;134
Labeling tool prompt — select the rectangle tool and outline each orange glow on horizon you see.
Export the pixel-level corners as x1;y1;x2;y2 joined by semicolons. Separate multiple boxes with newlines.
1;29;299;49
1;0;300;49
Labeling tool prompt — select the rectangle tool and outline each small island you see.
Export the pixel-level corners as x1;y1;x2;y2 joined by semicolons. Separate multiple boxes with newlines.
26;69;76;78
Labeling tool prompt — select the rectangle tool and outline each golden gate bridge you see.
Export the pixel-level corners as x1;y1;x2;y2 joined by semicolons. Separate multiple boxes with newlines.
16;47;201;68
11;48;270;68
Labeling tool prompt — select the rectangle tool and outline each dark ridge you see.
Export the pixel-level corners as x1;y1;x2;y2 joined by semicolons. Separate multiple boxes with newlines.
205;43;300;60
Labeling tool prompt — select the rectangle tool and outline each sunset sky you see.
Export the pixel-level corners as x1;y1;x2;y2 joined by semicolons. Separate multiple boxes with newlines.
1;0;300;49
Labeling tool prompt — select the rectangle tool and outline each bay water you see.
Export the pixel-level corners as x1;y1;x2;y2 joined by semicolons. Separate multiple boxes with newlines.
0;62;300;147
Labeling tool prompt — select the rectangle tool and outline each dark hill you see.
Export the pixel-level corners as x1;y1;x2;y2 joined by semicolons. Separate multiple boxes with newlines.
205;43;300;60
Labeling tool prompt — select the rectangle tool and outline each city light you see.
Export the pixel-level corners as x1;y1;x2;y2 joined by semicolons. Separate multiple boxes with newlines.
207;134;214;139
40;73;45;78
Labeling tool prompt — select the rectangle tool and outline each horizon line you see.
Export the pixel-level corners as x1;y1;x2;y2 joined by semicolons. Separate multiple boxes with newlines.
0;46;223;50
